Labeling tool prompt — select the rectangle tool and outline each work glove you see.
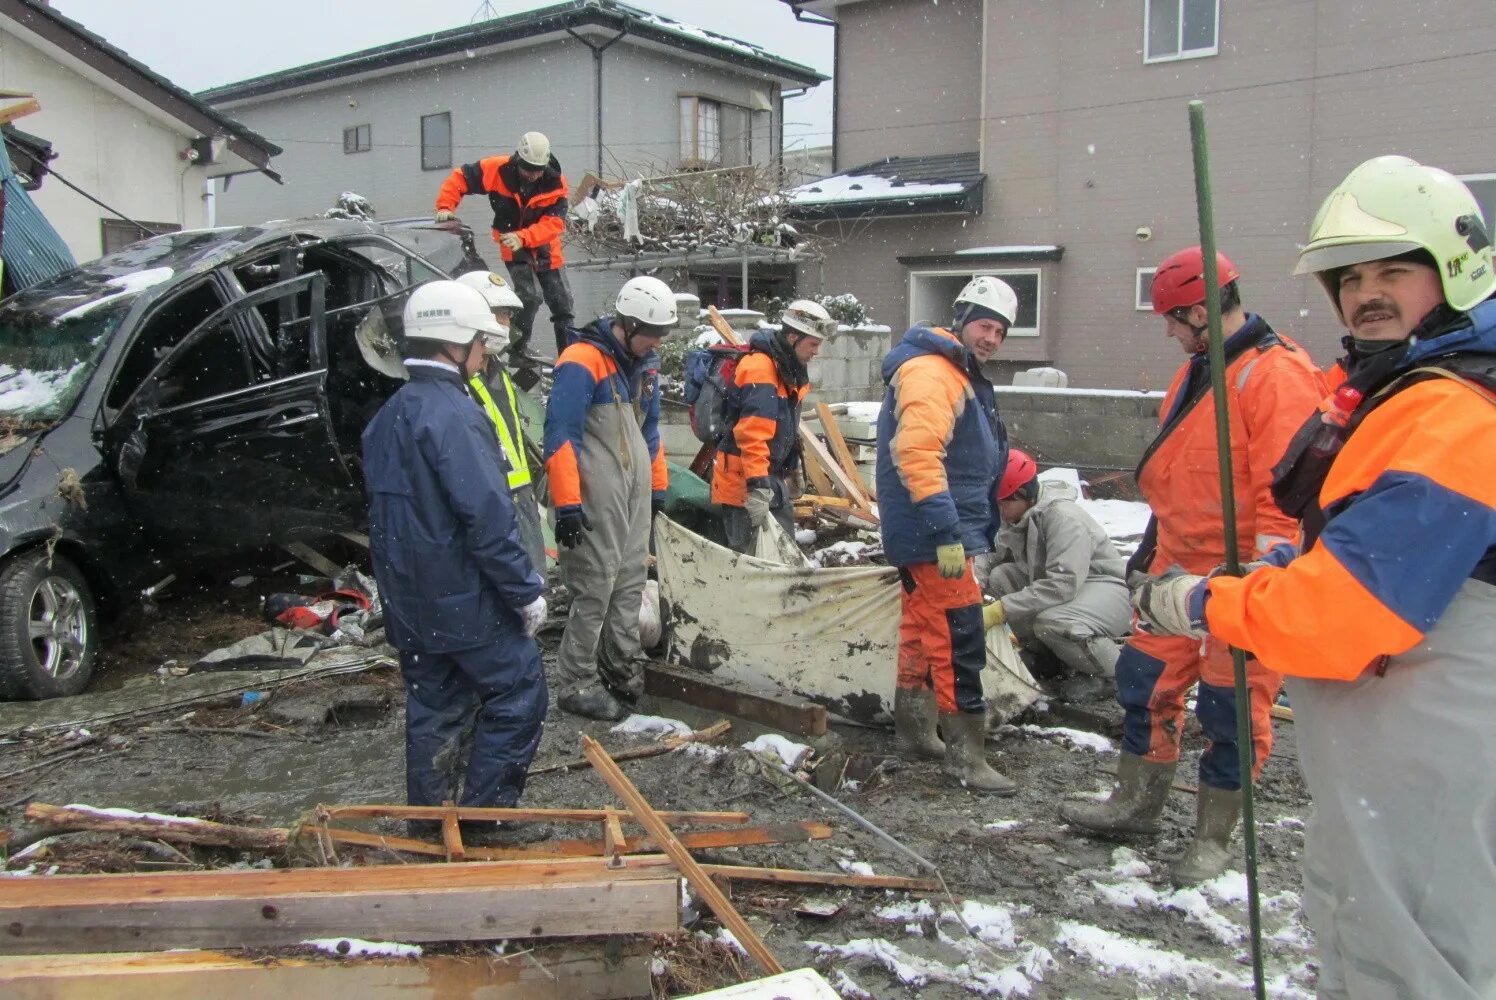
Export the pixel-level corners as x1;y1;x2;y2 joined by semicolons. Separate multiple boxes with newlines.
1126;569;1151;592
499;232;524;252
434;209;455;222
555;509;592;550
935;541;967;580
519;595;547;638
982;600;1007;630
1208;541;1298;579
744;487;773;528
1132;571;1209;638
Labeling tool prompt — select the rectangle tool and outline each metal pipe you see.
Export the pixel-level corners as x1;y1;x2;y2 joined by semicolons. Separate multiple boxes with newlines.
564;25;626;176
769;760;937;873
1187;98;1267;1000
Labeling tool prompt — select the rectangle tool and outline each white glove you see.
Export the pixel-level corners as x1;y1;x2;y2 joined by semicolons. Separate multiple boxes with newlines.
1132;573;1208;638
499;232;524;252
434;209;455;222
519;595;547;638
744;487;773;528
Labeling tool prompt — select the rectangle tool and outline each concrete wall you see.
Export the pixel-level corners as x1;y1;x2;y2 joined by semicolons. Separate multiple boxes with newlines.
0;24;212;262
811;0;1496;389
997;388;1162;474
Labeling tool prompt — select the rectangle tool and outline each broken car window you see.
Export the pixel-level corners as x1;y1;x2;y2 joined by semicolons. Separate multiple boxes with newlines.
105;281;230;411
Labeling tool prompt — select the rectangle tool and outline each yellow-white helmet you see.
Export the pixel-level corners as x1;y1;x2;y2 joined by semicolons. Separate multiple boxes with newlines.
456;270;524;311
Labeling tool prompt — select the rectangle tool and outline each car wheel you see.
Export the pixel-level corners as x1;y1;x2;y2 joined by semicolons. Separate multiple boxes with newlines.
0;550;97;700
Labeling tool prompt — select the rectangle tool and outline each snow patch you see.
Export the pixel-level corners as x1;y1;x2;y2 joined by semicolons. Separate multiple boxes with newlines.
741;733;811;767
789;171;968;206
829;969;873;999
943;899;1025;950
875;898;935;923
807;937;1052;998
611;714;691;738
1109;846;1152;879
300;937;422;959
1200;870;1249;905
0;362;88;415
1088;876;1242;945
1056;921;1250;990
836;859;875;877
1011;724;1115;754
56;267;174;321
984;819;1025;833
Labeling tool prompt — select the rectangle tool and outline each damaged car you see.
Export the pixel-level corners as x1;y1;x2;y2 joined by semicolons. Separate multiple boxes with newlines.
0;219;483;699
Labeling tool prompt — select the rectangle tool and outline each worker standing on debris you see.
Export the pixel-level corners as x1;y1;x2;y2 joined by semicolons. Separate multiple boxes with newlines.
362;281;548;844
1060;246;1325;885
1135;157;1496;999
712;299;835;552
876;276;1015;794
455;270;547;576
435;131;573;358
978;450;1129;703
543;276;672;721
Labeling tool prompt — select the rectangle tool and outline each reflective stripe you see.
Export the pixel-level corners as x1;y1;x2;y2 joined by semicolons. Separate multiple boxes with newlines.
469;374;532;489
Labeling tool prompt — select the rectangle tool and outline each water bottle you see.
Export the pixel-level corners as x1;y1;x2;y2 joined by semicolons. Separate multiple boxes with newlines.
1307;384;1363;459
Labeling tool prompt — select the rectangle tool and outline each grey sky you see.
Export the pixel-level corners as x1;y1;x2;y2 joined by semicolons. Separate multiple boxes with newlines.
50;0;834;149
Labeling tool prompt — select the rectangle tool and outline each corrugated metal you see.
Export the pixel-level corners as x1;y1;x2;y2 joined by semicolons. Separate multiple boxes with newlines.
0;144;76;293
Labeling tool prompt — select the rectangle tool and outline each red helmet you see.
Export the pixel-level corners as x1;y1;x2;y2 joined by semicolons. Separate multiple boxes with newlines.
996;449;1038;501
1151;246;1240;315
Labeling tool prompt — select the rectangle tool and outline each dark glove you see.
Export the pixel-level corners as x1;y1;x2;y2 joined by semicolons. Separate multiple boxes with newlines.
556;509;592;550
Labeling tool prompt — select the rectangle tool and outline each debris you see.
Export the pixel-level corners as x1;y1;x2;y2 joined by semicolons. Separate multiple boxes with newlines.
24;802;290;851
229;575;255;588
612;714;694;738
644;662;829;738
816;402;876;504
794;897;843;919
55;467;86;510
1010;724;1117;754
300;937;421;959
531;719;733;775
741;734;812;769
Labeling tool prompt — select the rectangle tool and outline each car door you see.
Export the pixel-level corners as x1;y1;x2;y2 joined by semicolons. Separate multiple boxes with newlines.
107;271;356;554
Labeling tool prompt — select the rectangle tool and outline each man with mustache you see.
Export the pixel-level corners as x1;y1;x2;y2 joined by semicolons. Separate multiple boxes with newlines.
1060;246;1325;885
1135;156;1496;999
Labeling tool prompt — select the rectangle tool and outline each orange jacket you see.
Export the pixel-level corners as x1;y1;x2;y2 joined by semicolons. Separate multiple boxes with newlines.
1137;316;1325;574
711;335;809;508
435;153;568;269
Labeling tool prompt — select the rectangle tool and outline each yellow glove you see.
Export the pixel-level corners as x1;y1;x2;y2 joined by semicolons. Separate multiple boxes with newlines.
434;209;455;222
935;542;966;579
982;601;1006;630
499;232;524;252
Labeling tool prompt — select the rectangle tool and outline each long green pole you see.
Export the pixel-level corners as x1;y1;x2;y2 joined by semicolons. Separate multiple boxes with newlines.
1188;99;1267;1000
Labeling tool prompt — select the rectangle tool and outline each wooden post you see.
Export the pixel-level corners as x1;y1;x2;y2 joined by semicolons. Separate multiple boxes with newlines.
706;305;745;347
581;736;784;977
816;402;876;503
440;801;465;862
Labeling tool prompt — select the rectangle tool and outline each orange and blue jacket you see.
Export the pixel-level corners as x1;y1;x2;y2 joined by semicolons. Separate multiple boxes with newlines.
1134;315;1326;574
542;318;667;514
435;153;568;269
711;330;809;508
874;325;1007;567
1206;302;1496;681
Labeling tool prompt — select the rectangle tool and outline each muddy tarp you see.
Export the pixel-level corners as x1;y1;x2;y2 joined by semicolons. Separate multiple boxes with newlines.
655;515;1041;726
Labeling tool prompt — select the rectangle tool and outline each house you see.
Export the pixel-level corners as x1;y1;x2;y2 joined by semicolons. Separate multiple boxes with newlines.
0;0;280;263
199;0;825;326
782;0;1496;388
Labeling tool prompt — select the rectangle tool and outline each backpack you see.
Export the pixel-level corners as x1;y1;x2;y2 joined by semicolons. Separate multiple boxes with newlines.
684;343;751;443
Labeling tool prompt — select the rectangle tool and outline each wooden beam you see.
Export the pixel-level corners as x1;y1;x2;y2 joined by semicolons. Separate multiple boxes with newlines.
698;864;939;892
644;662;827;738
816;402;876;504
800;441;838;497
0;858;678;955
0;95;40;126
439;801;464;862
24;804;287;851
1271;704;1294;723
798;425;877;523
318;803;751;826
602;810;627;868
280;541;342;579
705;305;745;347
582;736;783;977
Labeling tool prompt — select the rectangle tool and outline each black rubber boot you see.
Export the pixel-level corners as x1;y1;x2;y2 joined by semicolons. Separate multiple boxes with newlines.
1058;751;1175;836
558;687;628;721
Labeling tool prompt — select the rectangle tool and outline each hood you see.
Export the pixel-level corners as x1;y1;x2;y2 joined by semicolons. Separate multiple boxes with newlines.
881;325;968;384
1402;298;1496;368
1034;476;1079;509
580;317;658;378
749;327;808;388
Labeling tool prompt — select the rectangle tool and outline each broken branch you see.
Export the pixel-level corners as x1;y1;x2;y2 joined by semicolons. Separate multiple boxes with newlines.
24;803;289;851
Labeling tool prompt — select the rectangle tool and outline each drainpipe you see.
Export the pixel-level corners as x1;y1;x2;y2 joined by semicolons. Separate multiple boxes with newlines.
784;3;836;169
565;24;627;175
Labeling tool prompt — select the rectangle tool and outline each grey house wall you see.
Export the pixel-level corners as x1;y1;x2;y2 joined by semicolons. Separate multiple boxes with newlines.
209;34;787;347
807;0;1496;389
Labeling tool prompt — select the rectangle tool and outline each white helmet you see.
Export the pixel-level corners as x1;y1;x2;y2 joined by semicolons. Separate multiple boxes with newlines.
615;276;678;330
954;275;1019;330
455;270;525;311
402;281;502;346
516;131;551;168
781;298;836;340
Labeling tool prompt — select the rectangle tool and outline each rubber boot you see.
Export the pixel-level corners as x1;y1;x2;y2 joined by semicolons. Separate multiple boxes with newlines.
1058;751;1174;835
940;711;1016;795
1169;785;1241;886
558;687;627;722
893;686;945;760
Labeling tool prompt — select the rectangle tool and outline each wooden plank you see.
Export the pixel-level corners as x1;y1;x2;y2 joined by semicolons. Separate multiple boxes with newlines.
705;305;745;347
1271;704;1294;723
800;441;837;497
439;801;464;862
281;541;342;579
0;944;652;1000
318;803;750;825
0;96;40;126
644;662;828;738
699;864;939;892
602;810;627;868
308;820;833;862
816;402;876;504
798;424;878;523
582;736;783;977
0;858;678;955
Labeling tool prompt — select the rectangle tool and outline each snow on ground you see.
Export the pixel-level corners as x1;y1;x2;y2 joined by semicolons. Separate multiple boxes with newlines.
806;936;1053;999
835;859;876;877
1008;724;1116;754
984;819;1025;833
741;733;811;767
611;714;692;738
837;401;882;424
300;937;422;959
1054;922;1251;992
789;172;968;206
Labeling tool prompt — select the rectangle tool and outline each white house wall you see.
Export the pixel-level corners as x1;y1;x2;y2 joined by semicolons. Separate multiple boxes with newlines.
0;23;211;262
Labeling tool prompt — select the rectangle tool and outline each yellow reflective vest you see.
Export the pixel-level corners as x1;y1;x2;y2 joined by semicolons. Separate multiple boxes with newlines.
469;372;532;490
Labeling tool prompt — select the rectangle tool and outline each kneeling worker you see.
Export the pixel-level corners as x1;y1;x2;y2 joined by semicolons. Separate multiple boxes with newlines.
980;450;1130;702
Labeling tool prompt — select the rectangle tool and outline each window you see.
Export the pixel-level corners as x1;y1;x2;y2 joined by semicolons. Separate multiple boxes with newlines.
1145;0;1219;63
907;269;1042;339
420;112;451;171
679;96;722;164
1460;174;1496;244
343;124;371;154
107;280;229;410
101;219;181;256
1136;267;1158;311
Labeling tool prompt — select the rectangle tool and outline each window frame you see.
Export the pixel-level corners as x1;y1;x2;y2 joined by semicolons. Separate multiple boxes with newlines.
100;219;181;256
679;94;726;166
343;123;372;155
1143;0;1220;64
419;112;452;172
906;267;1043;339
1136;267;1158;311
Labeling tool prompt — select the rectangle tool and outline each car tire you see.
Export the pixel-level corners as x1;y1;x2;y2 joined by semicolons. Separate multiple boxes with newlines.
0;550;97;700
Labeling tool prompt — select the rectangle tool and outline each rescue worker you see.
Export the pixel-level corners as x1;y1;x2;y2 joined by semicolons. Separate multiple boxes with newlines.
543;276;672;721
455;270;546;576
1059;247;1325;885
435;130;573;357
712;299;835;552
362;281;548;844
876;276;1015;794
1135;156;1496;1000
979;450;1130;703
